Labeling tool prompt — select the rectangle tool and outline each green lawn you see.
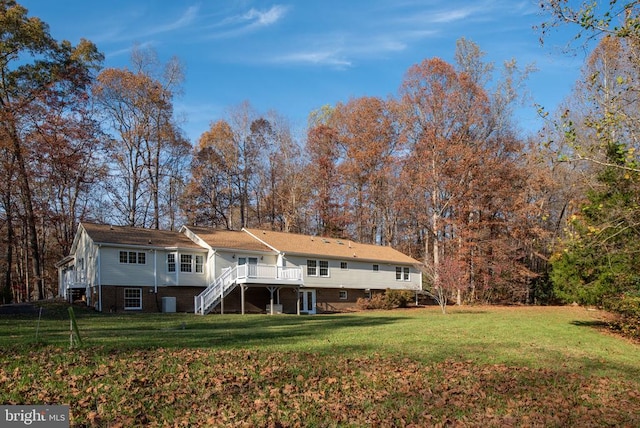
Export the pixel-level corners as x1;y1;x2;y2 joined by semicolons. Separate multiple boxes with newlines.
1;304;638;427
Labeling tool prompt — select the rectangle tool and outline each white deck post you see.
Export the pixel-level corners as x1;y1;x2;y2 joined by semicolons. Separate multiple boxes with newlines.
267;287;277;315
241;285;245;315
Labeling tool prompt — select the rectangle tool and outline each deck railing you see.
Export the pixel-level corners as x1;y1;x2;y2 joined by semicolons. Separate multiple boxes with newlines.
194;264;303;315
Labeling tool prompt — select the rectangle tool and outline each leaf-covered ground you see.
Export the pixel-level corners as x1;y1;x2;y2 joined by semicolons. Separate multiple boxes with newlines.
1;346;638;427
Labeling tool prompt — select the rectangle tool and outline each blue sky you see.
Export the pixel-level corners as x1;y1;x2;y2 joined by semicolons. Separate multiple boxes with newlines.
21;0;584;144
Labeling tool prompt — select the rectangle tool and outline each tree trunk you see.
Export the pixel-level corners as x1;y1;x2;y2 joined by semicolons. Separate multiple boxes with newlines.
2;185;14;304
9;127;44;300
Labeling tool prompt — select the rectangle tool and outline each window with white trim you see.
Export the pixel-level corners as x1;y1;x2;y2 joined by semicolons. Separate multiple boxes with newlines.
307;259;329;277
340;261;348;270
307;259;317;276
124;288;142;310
319;260;329;277
339;290;347;300
120;251;146;265
167;253;176;273
181;254;192;272
373;264;379;272
177;254;205;274
396;266;410;281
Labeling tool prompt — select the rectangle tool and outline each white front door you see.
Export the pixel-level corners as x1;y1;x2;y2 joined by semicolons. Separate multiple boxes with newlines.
300;289;316;314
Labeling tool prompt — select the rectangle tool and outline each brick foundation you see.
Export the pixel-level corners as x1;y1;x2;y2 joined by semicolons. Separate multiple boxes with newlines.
100;285;205;313
98;285;387;314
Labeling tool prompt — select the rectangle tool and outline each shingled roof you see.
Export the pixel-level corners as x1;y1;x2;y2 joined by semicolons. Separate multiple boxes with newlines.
244;228;419;265
73;223;419;265
183;226;273;253
79;223;204;250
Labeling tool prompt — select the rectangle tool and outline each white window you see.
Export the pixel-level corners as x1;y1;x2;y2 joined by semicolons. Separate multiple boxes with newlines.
181;254;193;273
340;261;348;270
373;264;379;272
307;260;317;276
307;260;329;277
339;290;348;300
120;251;146;265
397;266;410;281
124;288;142;310
319;260;329;277
167;253;176;272
177;254;205;274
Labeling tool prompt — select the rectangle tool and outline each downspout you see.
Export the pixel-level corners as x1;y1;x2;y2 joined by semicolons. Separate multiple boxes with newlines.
176;251;179;285
154;250;157;293
209;249;216;285
97;244;102;312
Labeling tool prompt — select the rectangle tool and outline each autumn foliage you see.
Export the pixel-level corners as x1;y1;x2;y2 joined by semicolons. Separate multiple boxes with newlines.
3;0;640;312
1;346;637;427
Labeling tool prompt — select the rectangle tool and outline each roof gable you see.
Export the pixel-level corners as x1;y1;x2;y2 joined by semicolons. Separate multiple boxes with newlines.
183;226;272;253
243;228;419;265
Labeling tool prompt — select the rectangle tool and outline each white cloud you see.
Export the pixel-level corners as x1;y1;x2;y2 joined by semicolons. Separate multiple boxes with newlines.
429;7;474;23
207;4;290;38
93;5;200;44
243;5;288;26
272;50;352;67
164;5;200;31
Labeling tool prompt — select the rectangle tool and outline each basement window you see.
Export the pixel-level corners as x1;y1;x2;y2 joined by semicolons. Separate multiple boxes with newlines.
124;288;142;310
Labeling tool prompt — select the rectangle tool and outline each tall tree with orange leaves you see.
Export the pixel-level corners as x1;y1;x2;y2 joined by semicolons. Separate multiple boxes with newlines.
332;96;400;244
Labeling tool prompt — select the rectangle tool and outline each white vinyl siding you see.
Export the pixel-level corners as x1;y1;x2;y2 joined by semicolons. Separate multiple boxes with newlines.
287;256;421;291
97;248;206;287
